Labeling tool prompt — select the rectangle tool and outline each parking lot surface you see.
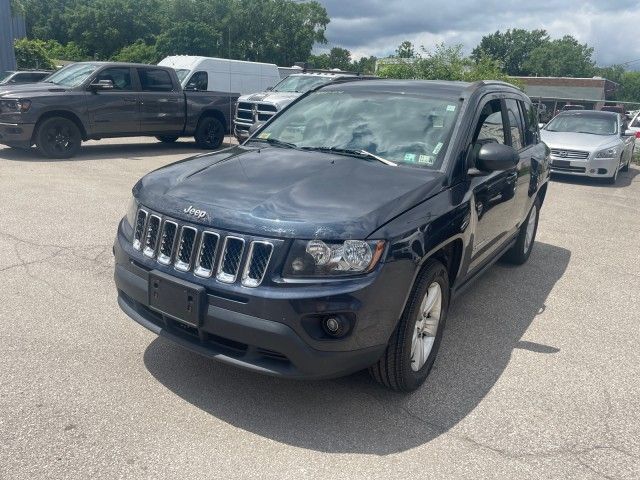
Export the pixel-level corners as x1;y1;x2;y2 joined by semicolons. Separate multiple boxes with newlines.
1;137;639;479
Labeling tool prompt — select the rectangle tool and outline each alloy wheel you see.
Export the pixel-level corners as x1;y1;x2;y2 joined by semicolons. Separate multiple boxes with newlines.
410;282;442;371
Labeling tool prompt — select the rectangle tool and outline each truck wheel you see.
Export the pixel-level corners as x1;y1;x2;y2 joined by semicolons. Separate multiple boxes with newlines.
35;117;81;159
503;197;540;265
194;116;224;149
156;135;179;143
369;259;449;392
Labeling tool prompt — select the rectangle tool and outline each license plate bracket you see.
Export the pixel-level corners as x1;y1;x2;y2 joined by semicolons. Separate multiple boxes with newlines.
552;159;571;168
148;271;205;327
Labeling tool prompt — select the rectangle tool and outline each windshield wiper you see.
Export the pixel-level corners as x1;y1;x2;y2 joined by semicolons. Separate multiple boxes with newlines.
301;147;398;166
250;137;299;149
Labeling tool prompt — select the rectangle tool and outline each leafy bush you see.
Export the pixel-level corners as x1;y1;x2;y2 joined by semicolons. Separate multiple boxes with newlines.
14;39;55;70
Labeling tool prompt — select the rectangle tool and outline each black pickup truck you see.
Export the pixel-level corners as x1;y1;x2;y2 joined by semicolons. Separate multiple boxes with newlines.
0;62;234;158
114;79;550;392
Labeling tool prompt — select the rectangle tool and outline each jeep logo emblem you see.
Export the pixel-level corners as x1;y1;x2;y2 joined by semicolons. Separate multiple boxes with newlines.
183;205;207;219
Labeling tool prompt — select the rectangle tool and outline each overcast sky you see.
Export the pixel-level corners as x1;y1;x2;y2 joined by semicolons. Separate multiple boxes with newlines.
315;0;640;68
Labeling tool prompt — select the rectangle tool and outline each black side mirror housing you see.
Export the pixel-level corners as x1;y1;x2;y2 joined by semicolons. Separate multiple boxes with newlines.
248;122;265;136
476;143;519;171
265;86;273;91
89;79;114;91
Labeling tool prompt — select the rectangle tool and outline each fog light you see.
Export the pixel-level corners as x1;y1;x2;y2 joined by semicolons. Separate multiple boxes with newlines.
322;316;347;338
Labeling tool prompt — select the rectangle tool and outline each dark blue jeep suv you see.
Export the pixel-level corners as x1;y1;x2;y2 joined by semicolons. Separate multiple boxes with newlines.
114;79;550;391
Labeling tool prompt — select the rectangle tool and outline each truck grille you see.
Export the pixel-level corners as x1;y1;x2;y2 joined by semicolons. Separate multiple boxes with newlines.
133;208;275;287
234;102;279;136
550;149;590;160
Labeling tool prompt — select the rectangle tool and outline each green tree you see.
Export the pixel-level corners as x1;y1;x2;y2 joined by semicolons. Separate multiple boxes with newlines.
395;41;416;59
14;38;55;69
618;71;640;103
471;29;549;76
155;22;222;58
42;40;88;61
352;55;377;74
112;40;160;64
524;35;595;77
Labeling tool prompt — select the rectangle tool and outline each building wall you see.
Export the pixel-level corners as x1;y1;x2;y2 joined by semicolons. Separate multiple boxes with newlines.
0;0;26;73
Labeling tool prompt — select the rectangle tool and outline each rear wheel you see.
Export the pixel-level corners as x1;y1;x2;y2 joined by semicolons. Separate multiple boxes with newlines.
156;135;179;143
503;197;540;265
35;117;82;159
369;259;449;392
194;116;224;149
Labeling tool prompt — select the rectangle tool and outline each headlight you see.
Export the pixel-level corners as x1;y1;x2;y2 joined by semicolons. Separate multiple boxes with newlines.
0;99;31;113
126;196;138;228
595;147;618;158
284;239;385;277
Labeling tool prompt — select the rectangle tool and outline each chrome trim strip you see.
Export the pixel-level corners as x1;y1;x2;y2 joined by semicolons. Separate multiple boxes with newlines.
174;226;198;272
132;209;148;251
241;241;274;288
216;236;245;283
194;231;220;278
143;215;162;258
157;220;178;266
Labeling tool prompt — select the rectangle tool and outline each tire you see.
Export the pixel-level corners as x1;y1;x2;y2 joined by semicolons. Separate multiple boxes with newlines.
369;259;450;392
156;135;179;143
35;117;82;159
621;153;631;172
606;164;619;184
194;116;224;149
503;197;540;265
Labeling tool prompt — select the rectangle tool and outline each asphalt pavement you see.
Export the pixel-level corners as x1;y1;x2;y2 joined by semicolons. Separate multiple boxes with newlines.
1;137;639;479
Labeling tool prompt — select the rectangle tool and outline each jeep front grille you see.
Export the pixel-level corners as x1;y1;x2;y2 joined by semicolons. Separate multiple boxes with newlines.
132;208;275;287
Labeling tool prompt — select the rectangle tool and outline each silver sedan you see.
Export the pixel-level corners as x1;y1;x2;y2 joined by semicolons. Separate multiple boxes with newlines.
541;110;634;184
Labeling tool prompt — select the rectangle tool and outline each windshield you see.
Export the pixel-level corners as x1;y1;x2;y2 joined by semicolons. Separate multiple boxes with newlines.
175;69;190;83
545;114;617;135
253;90;460;169
46;63;100;87
0;71;15;83
273;75;333;93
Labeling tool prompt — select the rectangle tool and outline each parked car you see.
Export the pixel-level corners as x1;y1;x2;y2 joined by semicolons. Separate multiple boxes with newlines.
233;69;373;141
541;110;634;183
600;105;625;115
0;70;52;85
114;79;550;392
561;104;585;111
626;110;640;146
158;55;281;96
0;61;237;158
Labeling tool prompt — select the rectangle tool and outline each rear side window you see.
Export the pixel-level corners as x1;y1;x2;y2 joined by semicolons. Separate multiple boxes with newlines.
186;71;208;91
505;99;525;150
138;69;174;92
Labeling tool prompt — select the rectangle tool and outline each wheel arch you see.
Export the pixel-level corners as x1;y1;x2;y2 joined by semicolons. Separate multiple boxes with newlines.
33;111;88;142
197;109;228;132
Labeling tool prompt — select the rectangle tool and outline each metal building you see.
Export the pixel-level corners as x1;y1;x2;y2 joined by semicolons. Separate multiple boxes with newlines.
0;0;26;74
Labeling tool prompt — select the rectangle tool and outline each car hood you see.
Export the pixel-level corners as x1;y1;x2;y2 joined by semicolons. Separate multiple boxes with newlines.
238;91;301;109
540;130;619;151
0;82;68;97
135;146;445;239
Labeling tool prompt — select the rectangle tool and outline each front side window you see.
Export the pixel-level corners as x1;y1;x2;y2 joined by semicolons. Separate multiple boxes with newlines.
505;99;525;150
520;101;539;146
255;90;460;169
475;100;506;145
273;75;333;93
138;69;174;92
47;63;100;87
94;68;133;91
186;71;208;91
545;114;617;135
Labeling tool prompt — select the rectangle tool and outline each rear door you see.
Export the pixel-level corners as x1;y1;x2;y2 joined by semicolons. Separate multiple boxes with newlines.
86;67;139;136
137;68;184;135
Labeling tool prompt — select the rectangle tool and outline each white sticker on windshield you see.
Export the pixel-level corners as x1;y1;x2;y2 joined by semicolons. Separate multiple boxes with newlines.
419;155;435;165
446;105;456;112
433;142;443;155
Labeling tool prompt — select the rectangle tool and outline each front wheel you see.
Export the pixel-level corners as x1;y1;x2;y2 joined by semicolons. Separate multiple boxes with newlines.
194;116;224;149
35;117;82;159
606;164;619;184
503;197;540;265
369;259;449;392
621;152;631;172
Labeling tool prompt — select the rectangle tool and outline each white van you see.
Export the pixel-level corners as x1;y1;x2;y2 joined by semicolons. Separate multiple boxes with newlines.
158;56;281;95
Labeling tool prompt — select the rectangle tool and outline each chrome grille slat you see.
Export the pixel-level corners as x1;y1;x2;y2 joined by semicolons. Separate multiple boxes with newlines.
143;215;161;258
194;231;220;278
217;236;245;283
242;241;274;287
157;221;178;265
133;209;148;251
550;149;590;160
174;227;197;272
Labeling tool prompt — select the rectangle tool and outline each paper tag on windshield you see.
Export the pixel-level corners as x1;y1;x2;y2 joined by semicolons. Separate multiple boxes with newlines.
258;132;271;139
433;142;443;155
404;153;417;163
446;105;456;112
419;155;435;165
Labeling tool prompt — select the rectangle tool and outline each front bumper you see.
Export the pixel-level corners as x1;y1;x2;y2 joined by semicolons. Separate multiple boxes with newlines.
233;122;251;142
549;156;620;178
113;220;409;379
0;122;35;148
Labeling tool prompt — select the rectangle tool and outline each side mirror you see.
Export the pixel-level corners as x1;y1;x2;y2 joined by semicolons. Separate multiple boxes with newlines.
538;123;545;129
476;143;519;171
623;129;635;137
248;122;265;136
89;79;114;91
265;86;273;91
185;82;198;91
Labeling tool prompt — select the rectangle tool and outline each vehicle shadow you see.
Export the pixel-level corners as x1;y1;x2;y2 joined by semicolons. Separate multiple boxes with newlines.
551;163;639;188
0;138;238;163
143;241;570;455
